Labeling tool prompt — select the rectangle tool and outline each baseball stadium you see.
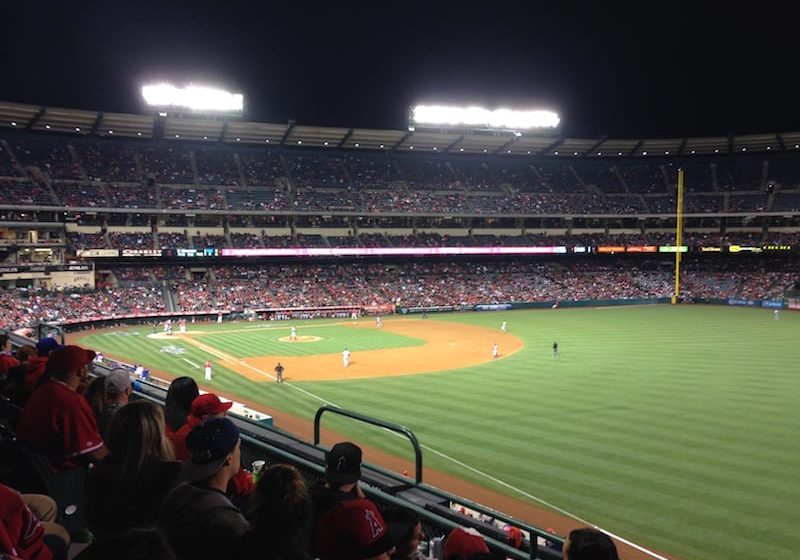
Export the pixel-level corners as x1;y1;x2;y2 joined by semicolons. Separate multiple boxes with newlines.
1;98;799;560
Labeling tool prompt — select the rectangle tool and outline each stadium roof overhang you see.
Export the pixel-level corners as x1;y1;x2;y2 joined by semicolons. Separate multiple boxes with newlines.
2;101;800;157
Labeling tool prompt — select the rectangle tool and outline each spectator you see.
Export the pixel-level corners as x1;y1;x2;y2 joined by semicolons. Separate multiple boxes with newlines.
17;345;107;470
157;417;250;560
163;376;199;438
0;482;68;560
170;393;232;461
562;528;618;560
315;498;398;560
311;441;364;545
25;338;62;391
84;376;107;423
238;464;313;560
1;344;34;405
383;507;425;560
443;527;491;560
96;368;132;438
88;401;181;539
0;334;20;375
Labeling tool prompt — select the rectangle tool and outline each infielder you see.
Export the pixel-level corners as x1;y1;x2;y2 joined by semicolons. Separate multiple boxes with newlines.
492;343;499;359
501;321;507;333
290;326;297;340
274;362;284;383
342;348;350;368
204;359;213;381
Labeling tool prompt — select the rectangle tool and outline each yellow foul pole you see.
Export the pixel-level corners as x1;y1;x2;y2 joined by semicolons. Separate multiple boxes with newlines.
673;168;685;304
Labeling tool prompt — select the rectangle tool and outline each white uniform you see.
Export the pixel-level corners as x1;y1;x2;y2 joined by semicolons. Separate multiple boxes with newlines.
376;316;382;328
492;343;499;359
501;321;507;333
290;326;297;340
134;365;144;379
774;309;780;320
342;349;350;368
204;360;212;381
179;319;186;333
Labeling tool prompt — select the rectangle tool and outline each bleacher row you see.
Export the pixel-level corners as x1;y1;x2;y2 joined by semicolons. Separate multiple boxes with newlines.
1;258;795;331
57;230;800;251
3;134;800;215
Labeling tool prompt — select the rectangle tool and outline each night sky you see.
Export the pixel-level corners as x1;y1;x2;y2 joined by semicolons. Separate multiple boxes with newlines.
2;1;796;139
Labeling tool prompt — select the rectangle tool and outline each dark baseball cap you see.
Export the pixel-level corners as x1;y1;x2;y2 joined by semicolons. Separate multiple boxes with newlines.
326;442;362;485
182;417;240;483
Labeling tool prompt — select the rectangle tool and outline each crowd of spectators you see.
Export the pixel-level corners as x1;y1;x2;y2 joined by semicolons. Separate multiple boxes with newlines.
5;134;800;219
3;256;793;329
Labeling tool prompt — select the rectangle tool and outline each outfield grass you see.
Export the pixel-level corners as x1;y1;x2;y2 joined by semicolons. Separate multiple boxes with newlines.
79;306;800;560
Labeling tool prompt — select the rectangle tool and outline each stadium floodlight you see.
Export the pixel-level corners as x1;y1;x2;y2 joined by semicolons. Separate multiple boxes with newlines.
141;83;243;114
410;104;560;131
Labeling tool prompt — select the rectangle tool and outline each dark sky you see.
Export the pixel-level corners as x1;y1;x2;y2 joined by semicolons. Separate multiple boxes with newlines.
2;1;795;139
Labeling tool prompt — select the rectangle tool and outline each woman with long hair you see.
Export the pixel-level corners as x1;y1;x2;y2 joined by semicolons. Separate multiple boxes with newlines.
163;376;199;436
88;400;181;538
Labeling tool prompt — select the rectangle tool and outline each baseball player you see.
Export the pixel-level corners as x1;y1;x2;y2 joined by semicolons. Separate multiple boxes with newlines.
376;316;382;328
204;359;213;381
501;321;507;334
274;362;284;383
290;326;297;340
774;309;780;321
179;318;187;333
342;348;350;368
492;343;499;360
552;341;559;359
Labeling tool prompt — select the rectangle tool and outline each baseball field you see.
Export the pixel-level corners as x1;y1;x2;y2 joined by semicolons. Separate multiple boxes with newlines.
71;305;800;560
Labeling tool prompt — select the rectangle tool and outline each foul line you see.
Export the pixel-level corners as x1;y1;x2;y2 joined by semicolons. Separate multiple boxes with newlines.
220;359;667;560
181;358;201;368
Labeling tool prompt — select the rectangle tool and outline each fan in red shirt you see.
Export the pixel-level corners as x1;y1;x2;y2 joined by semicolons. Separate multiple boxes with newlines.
17;345;108;471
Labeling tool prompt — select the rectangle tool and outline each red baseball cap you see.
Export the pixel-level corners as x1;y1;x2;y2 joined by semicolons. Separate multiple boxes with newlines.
47;345;96;374
444;528;490;560
187;393;233;427
316;498;399;560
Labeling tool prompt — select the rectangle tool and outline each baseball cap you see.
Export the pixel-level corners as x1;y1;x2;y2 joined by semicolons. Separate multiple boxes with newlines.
104;368;132;396
316;498;399;560
325;441;362;485
47;345;96;374
36;336;63;356
444;528;490;560
186;393;233;427
182;417;240;483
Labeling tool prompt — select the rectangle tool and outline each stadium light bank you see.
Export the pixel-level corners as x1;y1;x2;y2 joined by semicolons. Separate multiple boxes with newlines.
141;83;244;115
409;104;560;133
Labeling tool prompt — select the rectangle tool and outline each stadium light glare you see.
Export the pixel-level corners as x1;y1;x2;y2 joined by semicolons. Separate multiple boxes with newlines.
142;83;244;113
410;104;560;130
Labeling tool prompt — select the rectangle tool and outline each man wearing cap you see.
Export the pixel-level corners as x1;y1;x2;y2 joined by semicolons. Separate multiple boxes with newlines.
169;393;233;461
17;345;107;470
311;442;365;550
157;417;250;560
96;368;132;438
24;337;63;391
316;498;398;560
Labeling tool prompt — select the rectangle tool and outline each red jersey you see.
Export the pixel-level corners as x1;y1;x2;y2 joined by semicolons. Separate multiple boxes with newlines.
24;356;49;390
0;353;20;375
17;379;104;470
0;483;52;560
